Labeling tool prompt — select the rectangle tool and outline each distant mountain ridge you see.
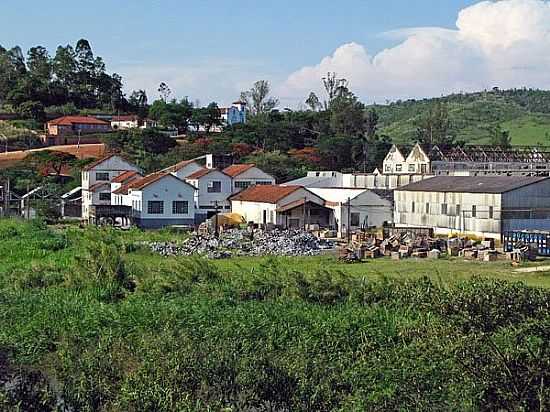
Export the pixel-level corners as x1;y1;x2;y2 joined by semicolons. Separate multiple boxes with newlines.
371;89;550;146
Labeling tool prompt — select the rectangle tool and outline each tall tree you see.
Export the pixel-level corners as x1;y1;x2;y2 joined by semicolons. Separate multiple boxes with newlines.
240;80;279;115
305;92;321;111
490;125;512;147
414;102;454;147
158;82;171;102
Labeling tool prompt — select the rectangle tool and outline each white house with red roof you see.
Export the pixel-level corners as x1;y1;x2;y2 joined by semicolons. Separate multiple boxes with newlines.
222;163;275;194
81;154;141;220
184;168;233;220
230;185;331;228
119;172;196;228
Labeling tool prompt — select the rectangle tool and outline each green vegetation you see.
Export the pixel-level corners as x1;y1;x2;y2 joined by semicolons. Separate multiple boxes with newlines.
375;89;550;145
0;218;549;411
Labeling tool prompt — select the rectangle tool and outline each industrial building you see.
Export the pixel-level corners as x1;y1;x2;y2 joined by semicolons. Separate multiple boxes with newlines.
394;176;550;240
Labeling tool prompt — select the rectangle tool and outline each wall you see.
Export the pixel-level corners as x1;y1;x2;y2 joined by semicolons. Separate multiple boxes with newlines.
186;170;232;212
232;167;276;193
394;190;502;239
131;175;196;226
502;180;550;232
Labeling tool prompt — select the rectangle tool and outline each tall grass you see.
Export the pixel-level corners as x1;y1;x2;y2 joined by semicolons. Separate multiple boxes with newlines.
0;219;548;411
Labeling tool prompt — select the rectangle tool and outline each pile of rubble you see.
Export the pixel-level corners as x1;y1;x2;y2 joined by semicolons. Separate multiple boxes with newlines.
147;228;335;259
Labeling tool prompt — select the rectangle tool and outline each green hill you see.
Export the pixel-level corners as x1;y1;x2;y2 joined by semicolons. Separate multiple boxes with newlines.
372;89;550;146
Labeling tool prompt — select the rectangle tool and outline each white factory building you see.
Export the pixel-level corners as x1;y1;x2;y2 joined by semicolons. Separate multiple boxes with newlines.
394;176;550;241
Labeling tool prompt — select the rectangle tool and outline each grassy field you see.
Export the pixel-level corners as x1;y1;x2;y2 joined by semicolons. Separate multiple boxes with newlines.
0;219;549;411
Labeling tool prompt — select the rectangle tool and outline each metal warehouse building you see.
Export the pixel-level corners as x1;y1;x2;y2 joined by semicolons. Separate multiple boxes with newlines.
394;176;550;241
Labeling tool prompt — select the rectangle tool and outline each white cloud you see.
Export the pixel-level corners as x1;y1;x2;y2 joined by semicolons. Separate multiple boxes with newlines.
278;0;550;106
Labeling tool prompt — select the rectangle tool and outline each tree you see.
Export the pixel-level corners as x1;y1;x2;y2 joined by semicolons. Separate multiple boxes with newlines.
240;80;279;115
149;98;193;132
129;90;148;119
305;92;321;111
25;151;77;181
414;102;455;147
158;82;171;102
490;125;511;147
18;101;45;123
322;72;349;108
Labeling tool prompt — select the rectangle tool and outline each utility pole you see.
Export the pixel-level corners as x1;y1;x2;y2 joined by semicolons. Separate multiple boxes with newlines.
214;200;219;238
347;197;351;243
4;178;10;217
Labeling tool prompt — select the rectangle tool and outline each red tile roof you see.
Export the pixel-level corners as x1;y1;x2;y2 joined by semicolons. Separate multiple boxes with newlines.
223;163;256;177
230;185;302;204
48;116;110;126
111;170;142;183
87;182;110;192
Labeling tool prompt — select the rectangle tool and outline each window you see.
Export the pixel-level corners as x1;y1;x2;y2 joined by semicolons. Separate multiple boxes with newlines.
489;206;494;219
235;181;251;189
408;164;416;172
411;201;415;213
172;201;188;215
456;204;461;216
441;203;448;215
207;181;222;193
147;201;164;214
385;165;392;172
256;181;273;186
472;205;477;218
425;203;430;214
420;164;427;174
395;164;402;172
96;172;109;181
350;213;360;227
99;192;111;201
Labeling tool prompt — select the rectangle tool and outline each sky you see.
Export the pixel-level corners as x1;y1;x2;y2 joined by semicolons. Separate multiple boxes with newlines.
1;0;550;107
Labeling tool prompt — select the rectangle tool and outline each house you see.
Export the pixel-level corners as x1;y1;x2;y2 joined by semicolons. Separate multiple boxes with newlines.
184;168;233;221
46;116;111;145
81;154;141;221
308;188;393;238
230;185;332;228
119;172;196;229
223;164;276;193
383;144;430;175
111;115;140;129
220;101;247;126
394;176;550;241
162;159;204;180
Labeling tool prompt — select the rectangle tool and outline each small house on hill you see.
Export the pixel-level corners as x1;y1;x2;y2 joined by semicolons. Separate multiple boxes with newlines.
46;116;111;145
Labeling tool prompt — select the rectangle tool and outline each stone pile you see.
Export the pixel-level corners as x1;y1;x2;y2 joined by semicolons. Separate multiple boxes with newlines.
147;228;334;259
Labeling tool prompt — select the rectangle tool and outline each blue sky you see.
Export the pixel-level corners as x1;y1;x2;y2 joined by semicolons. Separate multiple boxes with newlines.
1;0;549;106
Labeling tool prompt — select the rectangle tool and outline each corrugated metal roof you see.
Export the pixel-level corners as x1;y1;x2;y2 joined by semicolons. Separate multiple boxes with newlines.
397;176;550;194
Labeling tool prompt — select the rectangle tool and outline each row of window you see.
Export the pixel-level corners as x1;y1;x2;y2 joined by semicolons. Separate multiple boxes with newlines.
410;202;494;218
385;164;429;173
234;180;272;189
146;200;189;215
